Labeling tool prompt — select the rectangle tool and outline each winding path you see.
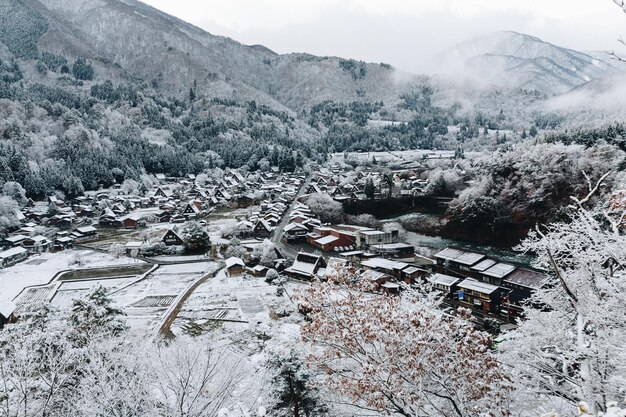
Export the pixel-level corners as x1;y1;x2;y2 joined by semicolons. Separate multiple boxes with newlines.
156;267;221;338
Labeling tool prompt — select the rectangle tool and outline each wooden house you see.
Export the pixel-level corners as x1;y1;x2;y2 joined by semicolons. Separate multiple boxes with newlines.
429;273;462;300
162;229;184;246
225;257;245;276
253;220;274;238
285;252;327;280
22;235;52;254
182;202;201;218
283;222;309;241
455;278;502;314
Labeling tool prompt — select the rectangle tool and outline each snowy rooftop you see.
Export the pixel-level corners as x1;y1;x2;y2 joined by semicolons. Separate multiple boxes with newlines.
504;268;546;289
458;278;499;294
430;273;461;287
225;257;245;268
482;262;516;279
361;258;408;271
315;235;339;245
0;299;16;318
471;258;497;272
435;248;485;266
0;247;27;258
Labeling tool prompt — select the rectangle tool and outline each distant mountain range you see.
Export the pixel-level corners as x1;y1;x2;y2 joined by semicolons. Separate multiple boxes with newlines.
430;31;623;96
1;0;624;116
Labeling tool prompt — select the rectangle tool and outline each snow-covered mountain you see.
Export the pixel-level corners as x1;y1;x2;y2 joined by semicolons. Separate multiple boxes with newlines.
430;31;622;95
0;0;416;111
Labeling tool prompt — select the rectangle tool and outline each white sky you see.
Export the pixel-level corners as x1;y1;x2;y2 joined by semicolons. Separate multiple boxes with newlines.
142;0;626;72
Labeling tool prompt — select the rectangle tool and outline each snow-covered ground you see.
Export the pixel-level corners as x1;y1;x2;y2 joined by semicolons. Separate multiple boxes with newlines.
0;250;141;302
112;262;217;336
172;271;304;349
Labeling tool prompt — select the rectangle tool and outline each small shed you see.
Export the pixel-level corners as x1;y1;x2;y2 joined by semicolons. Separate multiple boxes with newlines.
225;257;245;276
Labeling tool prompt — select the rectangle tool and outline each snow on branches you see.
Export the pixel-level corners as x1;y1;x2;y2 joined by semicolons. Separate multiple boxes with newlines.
503;179;626;416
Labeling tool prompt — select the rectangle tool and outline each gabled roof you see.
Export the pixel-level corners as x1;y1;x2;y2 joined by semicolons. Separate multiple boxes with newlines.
284;223;309;232
255;220;273;232
225;257;245;268
285;252;325;278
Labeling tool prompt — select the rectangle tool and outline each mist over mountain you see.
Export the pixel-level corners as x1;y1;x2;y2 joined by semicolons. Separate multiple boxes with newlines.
429;31;622;96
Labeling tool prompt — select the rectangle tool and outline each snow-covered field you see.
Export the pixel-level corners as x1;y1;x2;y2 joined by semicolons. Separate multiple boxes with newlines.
112;262;217;336
172;271;304;350
0;250;141;302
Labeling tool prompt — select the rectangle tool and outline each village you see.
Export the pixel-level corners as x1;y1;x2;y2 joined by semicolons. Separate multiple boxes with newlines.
0;161;544;334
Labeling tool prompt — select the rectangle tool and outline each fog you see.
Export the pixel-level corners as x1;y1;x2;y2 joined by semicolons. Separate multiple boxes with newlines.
141;0;625;73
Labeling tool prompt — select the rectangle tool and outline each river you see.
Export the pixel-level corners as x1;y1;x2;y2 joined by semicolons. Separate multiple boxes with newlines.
378;213;535;268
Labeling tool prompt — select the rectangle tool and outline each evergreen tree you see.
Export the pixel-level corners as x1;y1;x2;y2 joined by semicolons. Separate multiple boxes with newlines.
364;177;375;199
268;350;327;417
180;221;211;253
68;285;126;346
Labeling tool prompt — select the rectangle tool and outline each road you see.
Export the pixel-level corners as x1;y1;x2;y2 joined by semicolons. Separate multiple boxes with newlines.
271;174;312;260
156;267;221;339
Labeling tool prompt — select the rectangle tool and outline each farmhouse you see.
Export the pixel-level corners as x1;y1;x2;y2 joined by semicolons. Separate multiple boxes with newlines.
74;225;98;242
283;222;309;241
285;252;327;280
225;257;245;276
22;235;52;254
252;220;273;238
162;229;184;246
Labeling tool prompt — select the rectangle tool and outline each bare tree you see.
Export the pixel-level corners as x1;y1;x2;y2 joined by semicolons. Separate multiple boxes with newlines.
146;339;246;417
296;272;511;417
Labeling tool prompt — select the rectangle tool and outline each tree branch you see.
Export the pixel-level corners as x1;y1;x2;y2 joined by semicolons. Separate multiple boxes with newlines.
570;172;610;207
546;248;578;308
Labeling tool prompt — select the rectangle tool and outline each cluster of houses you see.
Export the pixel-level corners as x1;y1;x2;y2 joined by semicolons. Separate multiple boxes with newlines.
279;245;544;323
284;251;431;295
428;247;545;320
305;166;434;201
0;169;305;268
